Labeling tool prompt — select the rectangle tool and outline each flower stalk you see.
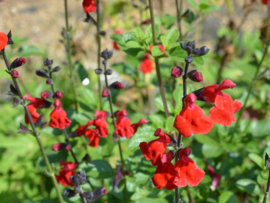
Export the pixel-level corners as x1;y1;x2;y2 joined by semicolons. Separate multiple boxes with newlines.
2;48;64;203
175;0;183;40
148;0;170;118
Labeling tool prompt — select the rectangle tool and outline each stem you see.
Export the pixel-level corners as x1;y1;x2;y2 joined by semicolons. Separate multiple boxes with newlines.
96;0;103;109
216;54;228;84
230;37;270;141
148;0;170;118
263;169;270;203
175;0;183;40
80;192;87;203
2;49;64;203
103;61;129;203
174;58;190;203
64;0;79;113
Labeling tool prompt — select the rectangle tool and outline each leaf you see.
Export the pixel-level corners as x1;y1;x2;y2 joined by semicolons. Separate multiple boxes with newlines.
160;36;168;49
135;27;144;40
75;62;88;82
80;160;113;179
17;45;45;57
249;120;270;137
193;56;204;66
128;125;156;151
236;179;260;195
161;14;177;29
194;134;219;146
248;153;263;168
168;46;186;62
187;0;199;11
154;97;174;114
164;29;179;45
151;46;164;57
149;114;165;128
218;191;237;203
173;85;183;103
134;198;169;203
165;116;175;131
200;4;221;14
17;123;32;134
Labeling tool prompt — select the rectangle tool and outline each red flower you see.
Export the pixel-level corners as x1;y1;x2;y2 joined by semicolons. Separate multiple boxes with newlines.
82;0;97;13
209;93;242;126
139;128;172;166
49;100;71;129
152;151;177;190
201;79;236;103
115;109;134;138
207;166;221;191
113;29;123;50
25;104;40;124
76;120;94;136
173;93;214;137
173;147;205;187
261;0;270;5
56;161;77;187
93;110;109;137
0;32;8;50
140;55;154;74
131;118;148;133
85;129;100;147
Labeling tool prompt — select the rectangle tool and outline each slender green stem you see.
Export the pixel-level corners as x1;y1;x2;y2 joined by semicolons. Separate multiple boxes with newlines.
174;57;190;203
80;192;87;203
96;0;102;109
2;49;64;203
148;0;169;118
64;0;79;113
175;0;183;40
102;61;129;203
230;37;270;141
263;169;270;203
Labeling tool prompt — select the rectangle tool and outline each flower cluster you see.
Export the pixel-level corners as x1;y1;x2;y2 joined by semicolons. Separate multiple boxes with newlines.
56;160;77;187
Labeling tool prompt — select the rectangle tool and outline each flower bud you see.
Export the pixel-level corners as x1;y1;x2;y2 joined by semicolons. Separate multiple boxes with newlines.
187;40;196;49
180;42;187;50
7;30;14;45
99;31;106;36
102;89;110;97
55;90;63;99
46;78;53;85
11;70;19;78
95;69;103;75
99;49;113;59
109;81;124;89
65;145;71;151
41;91;52;99
36;69;49;78
44;58;53;67
141;19;151;25
187;70;203;82
52;66;61;72
192;48;201;56
105;69;113;75
171;66;184;78
199;46;210;56
63;189;77;198
52;143;62;151
10;57;26;69
185;55;193;64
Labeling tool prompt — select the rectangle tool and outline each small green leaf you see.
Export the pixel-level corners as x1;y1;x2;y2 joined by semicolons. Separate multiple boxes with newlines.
75;62;88;82
193;56;204;66
187;0;199;11
165;116;175;131
80;160;113;179
194;134;219;146
164;29;179;44
154;97;174;114
249;120;270;137
161;14;177;29
200;4;221;14
17;45;45;57
135;27;144;40
218;191;237;203
149;114;165;128
257;170;268;184
160;36;168;48
173;85;183;103
248;153;263;168
128;125;156;151
236;179;260;195
125;41;143;49
151;46;164;57
168;46;186;62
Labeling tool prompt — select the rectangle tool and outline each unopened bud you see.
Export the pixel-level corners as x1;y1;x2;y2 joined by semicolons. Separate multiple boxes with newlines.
180;42;187;50
65;145;71;151
102;89;110;97
99;31;106;36
185;55;193;64
46;78;53;85
95;69;103;75
141;19;151;25
187;70;203;82
109;81;124;89
41;91;52;99
11;70;19;78
199;46;210;56
99;49;113;59
55;90;63;99
52;143;62;151
10;57;26;69
105;69;112;75
171;66;184;78
7;31;14;45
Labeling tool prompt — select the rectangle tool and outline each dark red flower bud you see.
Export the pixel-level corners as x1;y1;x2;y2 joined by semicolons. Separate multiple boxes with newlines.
109;81;124;89
55;90;63;99
65;145;71;151
187;70;203;82
141;19;151;25
102;89;110;97
171;66;184;78
52;143;62;151
41;91;51;99
10;57;26;69
46;78;53;85
11;70;19;78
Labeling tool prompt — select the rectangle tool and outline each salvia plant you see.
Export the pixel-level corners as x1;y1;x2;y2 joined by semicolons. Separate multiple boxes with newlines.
1;0;270;203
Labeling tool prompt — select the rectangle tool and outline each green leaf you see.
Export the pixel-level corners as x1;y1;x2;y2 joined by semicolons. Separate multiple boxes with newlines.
194;134;219;146
165;116;175;131
161;14;177;29
160;36;168;48
80;160;113;179
17;45;45;57
168;46;186;62
249;119;270;137
218;191;237;203
193;56;204;66
75;62;88;82
248;153;263;168
135;27;144;40
125;41;143;49
173;85;183;103
134;198;169;203
164;29;179;44
202;144;224;158
236;179;260;195
200;4;221;14
257;170;268;184
151;45;164;57
187;0;199;11
154;96;174;114
128;125;156;151
149;114;165;128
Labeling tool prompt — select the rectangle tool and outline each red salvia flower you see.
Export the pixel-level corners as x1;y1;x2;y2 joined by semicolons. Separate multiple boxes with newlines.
131;118;148;133
209;93;242;126
113;29;123;50
49;100;71;129
56;160;77;187
85;128;100;147
115;109;134;138
140;55;154;74
76;120;94;136
82;0;97;13
173;147;205;187
25;104;40;124
173;93;214;137
139;128;172;166
201;79;236;103
207;165;221;191
152;151;177;190
93;110;109;138
261;0;270;5
0;32;8;50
